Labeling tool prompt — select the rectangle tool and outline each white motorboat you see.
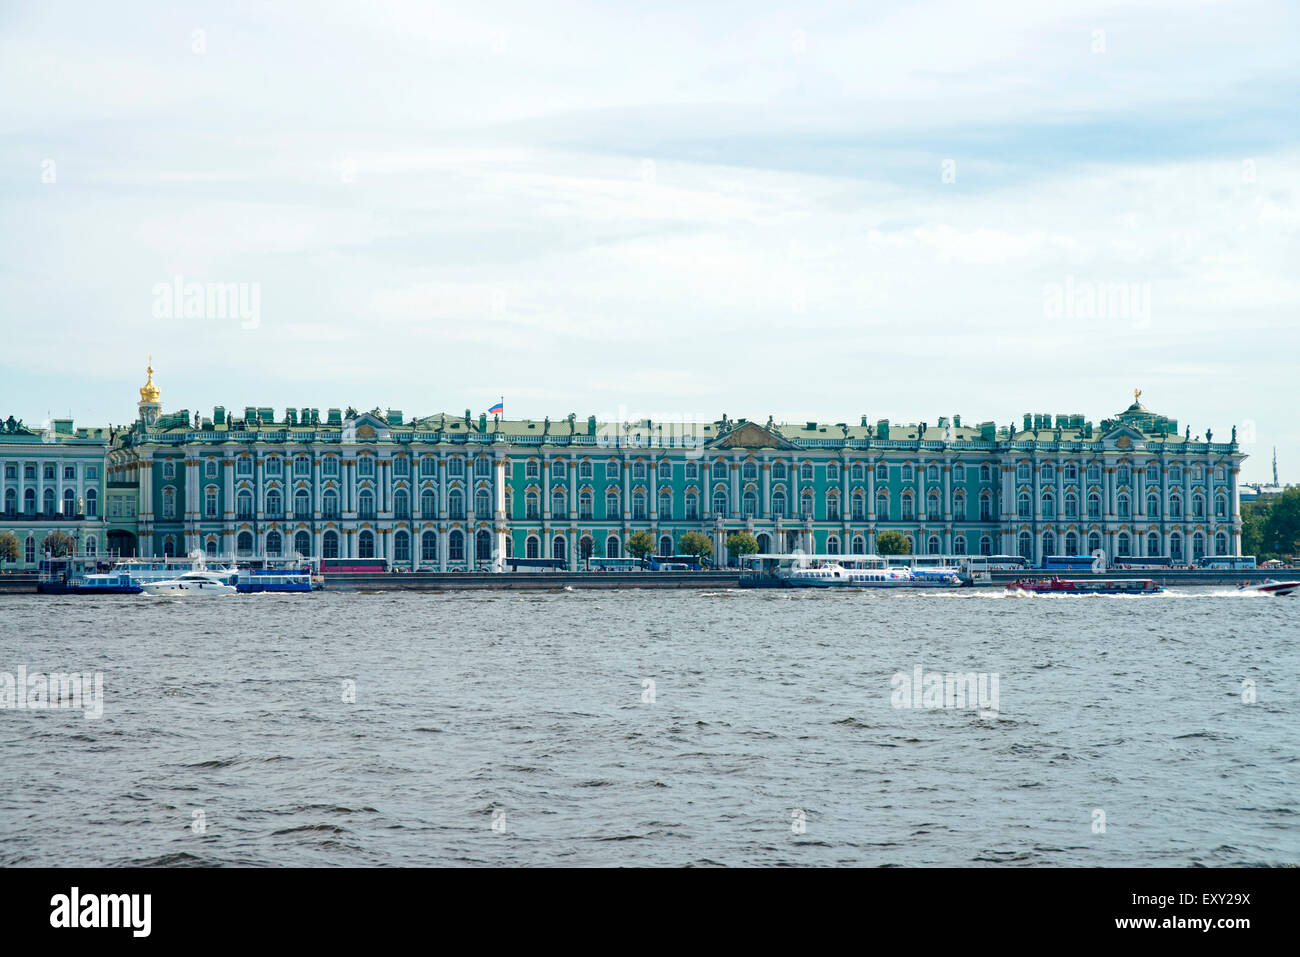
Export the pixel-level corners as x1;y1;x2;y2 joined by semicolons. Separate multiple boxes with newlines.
1237;579;1300;597
139;570;238;597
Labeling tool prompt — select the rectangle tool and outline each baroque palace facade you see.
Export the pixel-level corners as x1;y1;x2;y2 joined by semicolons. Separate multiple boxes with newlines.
57;366;1245;570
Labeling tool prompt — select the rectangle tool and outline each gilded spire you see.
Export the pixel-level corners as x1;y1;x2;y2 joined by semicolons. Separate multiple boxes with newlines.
1134;387;1141;403
139;356;161;404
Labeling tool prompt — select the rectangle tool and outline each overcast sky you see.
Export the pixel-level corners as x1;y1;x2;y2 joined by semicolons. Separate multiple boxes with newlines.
1;0;1296;482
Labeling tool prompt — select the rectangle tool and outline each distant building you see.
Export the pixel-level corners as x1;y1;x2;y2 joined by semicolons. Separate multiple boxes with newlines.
0;415;110;568
104;373;1248;568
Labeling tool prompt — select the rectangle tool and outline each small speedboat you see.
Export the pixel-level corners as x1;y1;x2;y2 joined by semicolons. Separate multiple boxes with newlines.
1006;577;1163;595
140;571;237;597
1237;579;1300;597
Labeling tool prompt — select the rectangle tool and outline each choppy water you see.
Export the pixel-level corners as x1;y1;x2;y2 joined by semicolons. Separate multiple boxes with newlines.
1;586;1296;866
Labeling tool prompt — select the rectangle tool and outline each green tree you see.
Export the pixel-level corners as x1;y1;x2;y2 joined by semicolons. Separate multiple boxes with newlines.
875;530;911;555
725;531;760;566
41;530;75;557
1242;501;1268;559
580;535;594;569
677;531;714;564
1263;487;1300;559
0;531;19;569
626;530;655;561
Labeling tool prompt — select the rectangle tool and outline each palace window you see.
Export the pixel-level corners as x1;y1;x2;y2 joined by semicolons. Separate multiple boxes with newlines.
712;460;728;481
927;465;939;483
632;492;647;521
393;489;409;519
714;491;730;516
579;460;593;480
1043;532;1056;556
852;535;866;555
24;465;35;480
927;491;941;516
632;461;646;480
877;492;889;519
322;457;338;476
1215;532;1228;554
323;490;339;518
659;490;672;519
827;462;839;482
579;492;593;520
322;532;338;559
162;461;175;480
953;464;965;481
1063;463;1077;481
1117;465;1130;485
420;457;437;476
901;464;914;482
552;489;569;515
421;489;436;515
1017;492;1030;519
475;489;492;519
801;491;814;519
980;464;991;482
801;463;814;481
1170;533;1183;560
205;489;218;518
552;460;566;479
1041;492;1055;519
266;457;282;476
1215;494;1227;518
526;536;540;559
1065;532;1079;554
267;531;282;557
1018;532;1032;558
825;495;838;521
606;491;620;519
1117;533;1131;557
1087;464;1101;482
979;535;992;556
267;489;283;516
393;457;409;477
685;494;699;520
87;465;98;479
1147;532;1160;556
85;489;98;517
393;531;410;562
2;464;13;479
476;530;492;562
1117;494;1130;519
237;490;254;519
448;490;465;520
162;487;176;519
475;458;491;478
357;531;374;559
852;492;866;521
928;535;942;555
526;492;540;520
772;492;787;517
876;463;889;482
953;535;967;555
296;489;311;519
1016;463;1030;481
1147;494;1159;517
237;456;253;476
422;532;438;561
1192;494;1205;518
206;459;217;478
743;461;758;481
1169;466;1183;482
901;493;915;520
1087;493;1101;519
357;457;374;477
526;460;540;479
293;456;309;477
773;461;787;480
659;535;672;556
851;463;864;481
605;536;621;559
1170;495;1183;519
826;536;840;555
448;458;464;477
684;461;698;480
449;531;465;562
25;536;35;563
953;492;966;520
1041;464;1054;481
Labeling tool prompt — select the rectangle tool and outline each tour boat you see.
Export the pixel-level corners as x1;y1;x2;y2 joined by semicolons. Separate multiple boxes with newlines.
843;566;966;588
139;570;238;597
1006;577;1163;596
1236;579;1300;597
39;554;236;594
236;567;314;593
784;562;853;587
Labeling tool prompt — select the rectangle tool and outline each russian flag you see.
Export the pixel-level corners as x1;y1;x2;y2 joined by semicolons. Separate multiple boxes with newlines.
488;399;504;415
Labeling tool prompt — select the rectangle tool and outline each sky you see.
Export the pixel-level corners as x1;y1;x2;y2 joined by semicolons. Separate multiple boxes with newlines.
1;0;1296;484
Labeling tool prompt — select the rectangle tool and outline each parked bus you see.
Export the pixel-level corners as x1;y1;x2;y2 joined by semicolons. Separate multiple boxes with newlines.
1113;555;1176;570
502;557;568;573
1041;554;1099;572
966;555;1031;572
320;558;388;574
1196;555;1257;570
644;554;708;571
587;557;645;572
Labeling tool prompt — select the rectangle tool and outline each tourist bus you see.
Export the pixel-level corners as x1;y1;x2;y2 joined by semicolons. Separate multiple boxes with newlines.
644;553;709;571
586;557;645;572
965;555;1031;573
319;558;388;575
1196;555;1257;570
1113;555;1176;570
1041;554;1099;572
502;557;568;573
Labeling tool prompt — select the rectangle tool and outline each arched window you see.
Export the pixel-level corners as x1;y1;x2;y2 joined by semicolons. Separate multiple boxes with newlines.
265;489;282;516
475;489;492;519
295;489;311;519
826;462;839;482
552;536;566;563
422;532;438;561
448;490;464;520
685;494;699;520
266;531;282;556
658;490;672;519
525;491;540;519
876;463;889;482
852;535;866;555
1086;492;1101;519
1043;532;1055;556
605;535;621;558
237;531;254;555
476;529;492;562
357;490;373;519
800;462;814;481
980;464;991;482
85;488;98;517
901;493;914;520
852;491;865;521
953;535;967;555
579;535;594;564
952;492;965;520
876;492;889;519
358;530;375;558
551;490;567;516
1041;491;1055;519
393;489;409;519
1017;531;1032;558
394;531;410;562
163;537;176;557
659;535;672;556
927;465;939;482
1215;494;1227;518
357;456;374;477
1065;532;1078;554
579;491;593;520
323;489;339;518
800;491;814;518
632;492;646;520
295;531;311;556
323;531;339;558
1147;494;1159;517
826;536;840;555
421;489;437;515
62;488;75;516
526;536;539;558
1192;532;1205;559
1147;531;1160;556
772;492;787;517
392;457;409;477
1117;494;1130;519
1117;532;1131;557
772;461;787;480
1017;492;1031;519
160;487;174;519
204;538;217;557
444;530;461;561
712;460;728;481
979;535;992;556
714;490;729;516
928;535;941;555
927;491;941;515
1170;495;1183;519
743;491;757;516
605;491;620;519
1192;495;1205;518
1215;531;1228;554
475;457;491;478
1088;531;1102;554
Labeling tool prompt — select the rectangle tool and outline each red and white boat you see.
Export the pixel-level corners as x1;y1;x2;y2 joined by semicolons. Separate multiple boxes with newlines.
1237;579;1300;597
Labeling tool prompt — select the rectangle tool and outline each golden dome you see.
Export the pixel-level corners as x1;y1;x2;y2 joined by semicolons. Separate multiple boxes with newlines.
139;357;161;404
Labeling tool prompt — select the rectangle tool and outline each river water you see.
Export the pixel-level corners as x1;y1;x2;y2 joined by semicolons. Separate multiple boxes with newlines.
1;587;1295;866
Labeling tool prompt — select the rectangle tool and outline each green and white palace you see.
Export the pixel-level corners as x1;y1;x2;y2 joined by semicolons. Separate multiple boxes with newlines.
14;366;1236;571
